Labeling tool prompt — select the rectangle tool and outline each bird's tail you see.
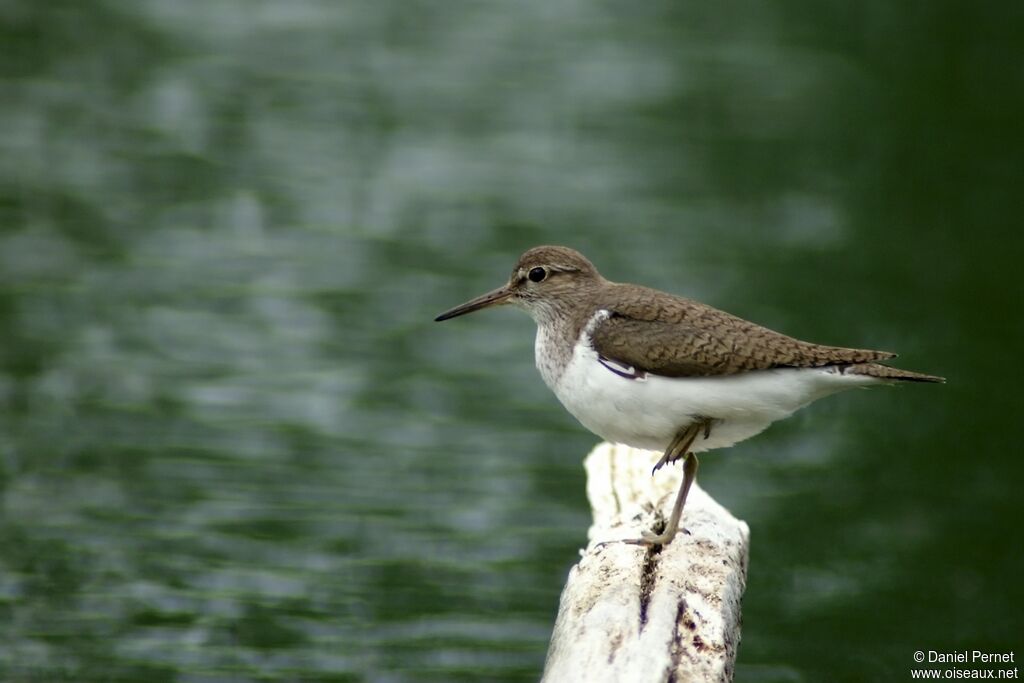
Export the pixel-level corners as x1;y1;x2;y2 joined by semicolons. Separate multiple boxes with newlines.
843;362;945;383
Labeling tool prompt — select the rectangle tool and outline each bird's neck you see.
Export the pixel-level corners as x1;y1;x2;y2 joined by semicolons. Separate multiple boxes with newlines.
532;304;593;390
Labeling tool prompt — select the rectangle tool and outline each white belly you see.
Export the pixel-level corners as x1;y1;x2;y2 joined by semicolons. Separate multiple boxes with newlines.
540;339;879;453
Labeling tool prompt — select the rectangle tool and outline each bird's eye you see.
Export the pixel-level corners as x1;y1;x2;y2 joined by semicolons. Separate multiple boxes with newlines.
528;267;547;283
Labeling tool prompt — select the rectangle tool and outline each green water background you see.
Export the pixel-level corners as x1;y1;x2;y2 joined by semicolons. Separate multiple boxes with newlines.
1;2;1021;681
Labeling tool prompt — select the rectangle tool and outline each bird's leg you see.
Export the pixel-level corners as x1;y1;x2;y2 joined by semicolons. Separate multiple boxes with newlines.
639;451;699;546
616;418;711;547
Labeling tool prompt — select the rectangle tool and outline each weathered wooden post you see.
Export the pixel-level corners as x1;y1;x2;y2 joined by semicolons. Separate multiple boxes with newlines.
542;443;750;683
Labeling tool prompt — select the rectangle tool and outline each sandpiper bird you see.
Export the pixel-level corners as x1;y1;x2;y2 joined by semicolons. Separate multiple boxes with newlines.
435;246;942;546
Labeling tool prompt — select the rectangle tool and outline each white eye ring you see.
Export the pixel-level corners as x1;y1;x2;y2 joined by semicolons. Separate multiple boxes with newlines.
528;267;547;283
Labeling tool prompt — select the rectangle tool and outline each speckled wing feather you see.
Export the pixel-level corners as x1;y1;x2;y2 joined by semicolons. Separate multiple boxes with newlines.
588;284;896;378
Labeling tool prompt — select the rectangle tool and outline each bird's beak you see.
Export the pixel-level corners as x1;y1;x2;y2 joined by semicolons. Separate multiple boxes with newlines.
435;285;513;321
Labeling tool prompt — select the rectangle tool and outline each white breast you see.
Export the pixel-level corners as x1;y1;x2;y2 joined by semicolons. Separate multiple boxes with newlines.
536;310;880;453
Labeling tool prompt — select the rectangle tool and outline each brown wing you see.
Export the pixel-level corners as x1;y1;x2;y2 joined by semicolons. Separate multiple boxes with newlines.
588;285;895;378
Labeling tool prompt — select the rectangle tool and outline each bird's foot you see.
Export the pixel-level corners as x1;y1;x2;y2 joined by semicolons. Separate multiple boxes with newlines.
651;452;674;474
651;418;711;474
597;525;686;548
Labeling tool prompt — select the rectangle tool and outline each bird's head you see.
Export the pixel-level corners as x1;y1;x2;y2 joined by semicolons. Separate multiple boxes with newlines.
435;245;603;324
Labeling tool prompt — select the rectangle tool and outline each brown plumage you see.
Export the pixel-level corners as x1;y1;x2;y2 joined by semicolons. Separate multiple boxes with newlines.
590;283;939;381
505;245;943;383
